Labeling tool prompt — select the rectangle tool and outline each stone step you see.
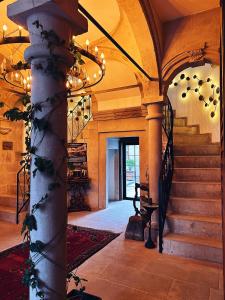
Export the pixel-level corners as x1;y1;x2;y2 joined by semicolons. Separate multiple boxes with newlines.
174;133;211;145
0;184;17;195
169;197;221;217
174;144;220;156
174;156;220;168
173;125;199;134
173;168;221;182
0;205;16;223
162;233;222;264
0;194;16;207
171;181;221;199
166;213;222;239
174;117;187;127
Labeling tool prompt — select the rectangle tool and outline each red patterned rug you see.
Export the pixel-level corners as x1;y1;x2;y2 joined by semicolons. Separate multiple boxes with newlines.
0;224;120;300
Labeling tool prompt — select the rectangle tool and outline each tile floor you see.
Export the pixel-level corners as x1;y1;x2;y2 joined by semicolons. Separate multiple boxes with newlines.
0;200;224;300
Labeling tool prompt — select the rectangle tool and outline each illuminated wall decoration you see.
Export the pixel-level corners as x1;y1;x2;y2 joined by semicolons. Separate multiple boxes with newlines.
171;74;220;118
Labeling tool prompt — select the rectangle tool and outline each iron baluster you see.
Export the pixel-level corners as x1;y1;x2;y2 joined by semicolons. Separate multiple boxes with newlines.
158;96;174;253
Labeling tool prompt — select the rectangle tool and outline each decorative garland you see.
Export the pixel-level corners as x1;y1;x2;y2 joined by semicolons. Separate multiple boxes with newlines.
171;73;220;118
1;21;87;299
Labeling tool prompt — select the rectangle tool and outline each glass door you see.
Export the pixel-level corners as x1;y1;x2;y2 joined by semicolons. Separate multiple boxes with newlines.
121;138;140;199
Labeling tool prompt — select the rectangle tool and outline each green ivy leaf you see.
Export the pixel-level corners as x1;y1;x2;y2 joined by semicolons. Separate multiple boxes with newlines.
21;213;37;235
34;157;55;177
30;240;46;253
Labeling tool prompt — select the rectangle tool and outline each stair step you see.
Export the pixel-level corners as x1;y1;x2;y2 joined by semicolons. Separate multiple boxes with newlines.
162;233;222;264
0;194;16;207
174;156;220;168
173;125;199;134
174;133;211;145
174;144;220;156
166;213;222;239
0;205;16;223
169;197;221;217
174;117;187;127
173;168;221;182
171;181;221;199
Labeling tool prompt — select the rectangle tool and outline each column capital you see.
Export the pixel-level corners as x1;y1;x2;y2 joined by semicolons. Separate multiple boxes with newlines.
140;79;162;105
145;101;164;121
7;0;87;35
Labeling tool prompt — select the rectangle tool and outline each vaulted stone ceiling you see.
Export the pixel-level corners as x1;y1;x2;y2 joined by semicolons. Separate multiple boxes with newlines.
151;0;220;22
0;0;221;110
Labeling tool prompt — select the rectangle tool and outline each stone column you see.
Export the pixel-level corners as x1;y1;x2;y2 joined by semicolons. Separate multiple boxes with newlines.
7;1;87;299
146;100;163;239
146;101;163;202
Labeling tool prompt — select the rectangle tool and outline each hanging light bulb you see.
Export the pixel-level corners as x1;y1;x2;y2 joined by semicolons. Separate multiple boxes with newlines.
93;73;97;80
2;24;8;39
95;46;98;56
15;73;19;80
100;52;105;60
85;39;90;51
18;26;22;37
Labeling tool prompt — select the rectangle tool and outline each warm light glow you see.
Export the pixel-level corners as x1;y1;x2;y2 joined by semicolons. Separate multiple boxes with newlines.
78;78;82;84
15;73;19;79
86;76;90;82
3;25;8;32
103;59;106;65
93;73;97;79
85;39;90;46
95;46;98;54
66;82;70;88
23;79;27;85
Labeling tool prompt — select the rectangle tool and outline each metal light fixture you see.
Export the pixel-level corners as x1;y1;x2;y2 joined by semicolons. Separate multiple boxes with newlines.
0;25;106;95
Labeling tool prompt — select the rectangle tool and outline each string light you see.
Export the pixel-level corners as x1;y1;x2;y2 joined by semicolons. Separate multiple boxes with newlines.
171;73;220;119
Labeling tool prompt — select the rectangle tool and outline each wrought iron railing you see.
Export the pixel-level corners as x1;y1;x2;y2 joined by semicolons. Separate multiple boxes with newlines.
67;95;92;142
16;163;30;224
158;95;174;253
16;95;92;222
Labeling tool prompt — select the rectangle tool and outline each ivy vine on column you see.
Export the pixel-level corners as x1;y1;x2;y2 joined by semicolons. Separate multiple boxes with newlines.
1;21;86;299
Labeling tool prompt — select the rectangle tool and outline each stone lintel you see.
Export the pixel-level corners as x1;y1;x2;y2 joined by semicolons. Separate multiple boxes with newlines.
7;0;87;36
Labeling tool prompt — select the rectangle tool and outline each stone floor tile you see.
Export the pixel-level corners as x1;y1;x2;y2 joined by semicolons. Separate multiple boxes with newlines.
167;280;210;300
69;274;161;300
209;288;224;300
101;263;172;299
143;259;219;289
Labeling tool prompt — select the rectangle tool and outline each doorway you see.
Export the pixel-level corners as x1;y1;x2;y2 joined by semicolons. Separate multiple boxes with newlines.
121;137;140;199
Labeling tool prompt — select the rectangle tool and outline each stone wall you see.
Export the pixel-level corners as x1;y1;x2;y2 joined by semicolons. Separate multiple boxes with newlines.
77;106;148;210
0;87;23;198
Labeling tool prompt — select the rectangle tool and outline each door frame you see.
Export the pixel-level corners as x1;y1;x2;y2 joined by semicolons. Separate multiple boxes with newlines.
120;137;139;200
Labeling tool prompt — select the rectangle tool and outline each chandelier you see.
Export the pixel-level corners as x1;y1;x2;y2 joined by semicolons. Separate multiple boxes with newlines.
0;25;106;95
